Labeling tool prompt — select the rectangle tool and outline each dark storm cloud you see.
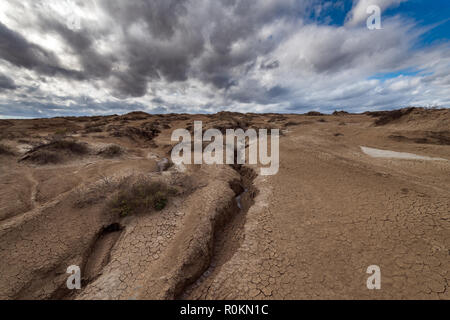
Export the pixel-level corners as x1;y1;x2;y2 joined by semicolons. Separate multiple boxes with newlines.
229;82;291;105
97;0;205;96
191;0;307;89
260;60;280;70
0;21;82;79
99;0;189;40
0;74;17;91
37;17;113;79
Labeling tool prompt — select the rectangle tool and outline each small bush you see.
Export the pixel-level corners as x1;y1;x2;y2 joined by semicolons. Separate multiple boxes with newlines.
332;110;349;116
54;128;69;136
109;126;160;141
26;150;62;164
109;177;174;217
98;144;123;158
84;126;103;133
73;175;125;208
44;140;89;154
306;111;323;116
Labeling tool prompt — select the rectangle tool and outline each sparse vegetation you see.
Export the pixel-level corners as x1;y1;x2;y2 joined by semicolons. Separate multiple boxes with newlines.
54;128;69;136
84;126;103;133
121;111;150;121
25;150;62;164
389;131;450;145
306;111;324;116
332;110;349;116
98;144;124;158
73;175;127;208
39;139;89;154
84;121;107;133
108;126;160;141
108;177;175;217
367;107;416;126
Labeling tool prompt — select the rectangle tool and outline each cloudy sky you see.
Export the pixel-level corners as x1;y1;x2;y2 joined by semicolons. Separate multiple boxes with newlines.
0;0;449;118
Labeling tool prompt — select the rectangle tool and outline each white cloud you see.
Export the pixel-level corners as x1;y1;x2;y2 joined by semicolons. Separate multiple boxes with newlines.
0;0;448;118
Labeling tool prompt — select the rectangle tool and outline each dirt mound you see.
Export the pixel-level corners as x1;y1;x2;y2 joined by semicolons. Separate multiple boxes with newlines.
332;110;350;116
20;139;89;164
108;125;160;141
305;111;324;116
367;107;450;130
389;131;450;145
120;111;151;121
97;144;124;158
370;107;415;126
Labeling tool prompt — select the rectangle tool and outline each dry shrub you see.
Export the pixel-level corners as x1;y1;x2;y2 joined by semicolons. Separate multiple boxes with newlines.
84;126;103;133
40;139;89;154
332;111;349;116
25;150;62;164
98;144;124;158
109;126;160;141
305;111;324;116
73;175;127;208
108;176;175;217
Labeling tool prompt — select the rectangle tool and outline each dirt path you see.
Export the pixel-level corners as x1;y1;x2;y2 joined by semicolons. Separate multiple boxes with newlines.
25;169;39;209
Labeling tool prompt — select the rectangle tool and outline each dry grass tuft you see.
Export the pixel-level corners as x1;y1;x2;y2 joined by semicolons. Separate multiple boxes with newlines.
108;176;175;217
25;150;62;164
98;144;124;158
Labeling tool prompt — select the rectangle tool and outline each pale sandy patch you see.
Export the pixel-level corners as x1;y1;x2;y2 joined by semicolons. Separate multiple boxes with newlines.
361;146;447;161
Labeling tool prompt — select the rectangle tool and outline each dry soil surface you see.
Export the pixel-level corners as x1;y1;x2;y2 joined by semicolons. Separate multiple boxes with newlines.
0;108;449;299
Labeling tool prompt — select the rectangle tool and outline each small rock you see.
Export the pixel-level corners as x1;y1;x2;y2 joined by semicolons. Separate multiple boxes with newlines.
157;158;170;172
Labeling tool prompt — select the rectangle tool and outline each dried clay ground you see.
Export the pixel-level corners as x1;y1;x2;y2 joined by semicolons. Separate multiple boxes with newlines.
0;108;449;300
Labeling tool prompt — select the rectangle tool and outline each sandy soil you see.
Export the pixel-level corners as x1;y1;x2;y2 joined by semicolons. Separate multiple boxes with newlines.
0;108;449;299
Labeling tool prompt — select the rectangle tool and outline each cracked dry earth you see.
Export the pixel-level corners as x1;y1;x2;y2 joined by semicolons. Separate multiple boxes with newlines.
0;108;449;300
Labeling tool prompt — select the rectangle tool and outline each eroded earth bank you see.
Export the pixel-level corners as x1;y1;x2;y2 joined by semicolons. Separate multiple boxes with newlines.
0;108;449;299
